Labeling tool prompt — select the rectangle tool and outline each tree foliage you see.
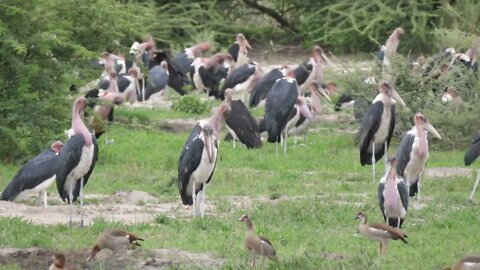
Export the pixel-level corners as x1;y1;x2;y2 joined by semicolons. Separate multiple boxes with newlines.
0;0;153;162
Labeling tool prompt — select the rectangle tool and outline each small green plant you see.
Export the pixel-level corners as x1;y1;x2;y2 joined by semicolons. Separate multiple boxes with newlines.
172;95;208;114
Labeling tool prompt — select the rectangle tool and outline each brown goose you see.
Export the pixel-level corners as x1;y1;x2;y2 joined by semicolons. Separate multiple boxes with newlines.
444;255;480;270
239;214;277;267
355;211;407;254
87;229;144;261
49;253;78;270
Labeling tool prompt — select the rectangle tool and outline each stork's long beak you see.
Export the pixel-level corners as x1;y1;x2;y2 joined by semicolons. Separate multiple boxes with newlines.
319;51;334;67
425;122;442;139
244;39;252;50
204;130;215;163
312;84;331;102
390;88;407;107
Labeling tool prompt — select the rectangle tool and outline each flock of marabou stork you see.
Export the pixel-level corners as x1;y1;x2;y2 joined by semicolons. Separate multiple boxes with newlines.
1;27;480;269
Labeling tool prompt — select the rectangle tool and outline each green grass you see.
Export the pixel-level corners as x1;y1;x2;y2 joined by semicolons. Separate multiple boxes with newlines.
0;106;479;269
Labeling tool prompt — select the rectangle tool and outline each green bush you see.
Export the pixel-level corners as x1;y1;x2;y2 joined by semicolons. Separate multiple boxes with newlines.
172;95;208;114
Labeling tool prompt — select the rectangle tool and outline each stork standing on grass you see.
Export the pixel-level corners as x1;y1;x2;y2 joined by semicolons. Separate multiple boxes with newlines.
56;97;98;227
359;81;406;183
177;103;231;217
224;89;262;149
264;71;299;157
395;113;441;205
378;157;409;228
1;141;63;206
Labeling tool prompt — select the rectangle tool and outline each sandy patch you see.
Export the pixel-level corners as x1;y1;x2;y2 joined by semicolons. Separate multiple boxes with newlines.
0;190;210;226
0;247;224;270
424;167;473;179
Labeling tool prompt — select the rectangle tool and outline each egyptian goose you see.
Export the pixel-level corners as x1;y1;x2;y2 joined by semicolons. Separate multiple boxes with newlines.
355;211;407;254
444;255;480;270
239;214;277;267
49;253;78;270
87;229;144;261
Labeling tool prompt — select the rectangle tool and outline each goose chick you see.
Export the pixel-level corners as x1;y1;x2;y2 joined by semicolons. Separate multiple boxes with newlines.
49;253;78;270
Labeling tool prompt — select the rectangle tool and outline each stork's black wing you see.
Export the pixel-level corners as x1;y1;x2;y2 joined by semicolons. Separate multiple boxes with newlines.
198;66;224;98
249;69;283;107
56;135;97;203
359;101;383;165
265;79;298;142
465;133;480;166
117;74;131;93
222;64;256;91
178;137;204;205
225;100;262;148
1;149;58;201
395;133;415;177
377;182;386;222
71;135;98;201
228;43;240;62
398;180;409;212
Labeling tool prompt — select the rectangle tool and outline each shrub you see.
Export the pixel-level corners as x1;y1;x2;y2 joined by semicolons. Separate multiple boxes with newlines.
172;95;208;114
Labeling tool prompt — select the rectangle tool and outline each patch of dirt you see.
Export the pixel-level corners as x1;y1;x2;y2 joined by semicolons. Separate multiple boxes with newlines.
322;252;348;260
424;167;473;179
0;247;224;270
0;190;205;226
155;118;199;133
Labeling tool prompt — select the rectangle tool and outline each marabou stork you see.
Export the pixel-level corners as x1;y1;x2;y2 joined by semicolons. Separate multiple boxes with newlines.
1;141;63;206
100;52;126;74
177;102;231;217
359;81;406;183
221;62;262;101
378;157;409;228
395;113;441;205
173;42;211;76
464;131;480;201
148;42;211;96
224;89;262;149
283;96;313;146
140;61;169;101
248;67;285;108
288;83;331;144
294;45;332;95
84;88;124;140
456;38;479;72
120;68;140;104
192;53;232;99
228;33;252;69
380;27;405;80
56;97;98;227
264;74;298;157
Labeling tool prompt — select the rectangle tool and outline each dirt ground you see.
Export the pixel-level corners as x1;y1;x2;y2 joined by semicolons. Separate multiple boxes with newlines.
0;247;224;270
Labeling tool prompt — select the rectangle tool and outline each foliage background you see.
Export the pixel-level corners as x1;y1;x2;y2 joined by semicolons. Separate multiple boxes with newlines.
1;0;479;161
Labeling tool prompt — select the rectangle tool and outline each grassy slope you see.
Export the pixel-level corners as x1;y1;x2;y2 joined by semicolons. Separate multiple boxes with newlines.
0;106;479;270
